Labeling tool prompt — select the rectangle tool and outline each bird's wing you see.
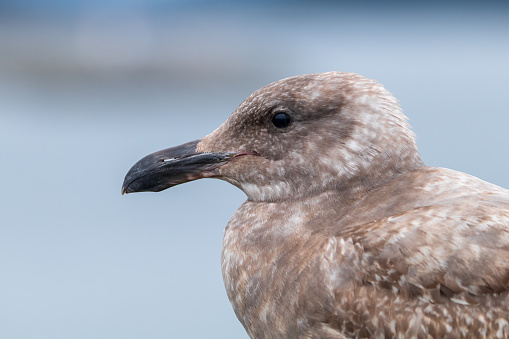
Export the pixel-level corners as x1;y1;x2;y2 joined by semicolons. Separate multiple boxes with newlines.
319;192;509;337
347;192;509;300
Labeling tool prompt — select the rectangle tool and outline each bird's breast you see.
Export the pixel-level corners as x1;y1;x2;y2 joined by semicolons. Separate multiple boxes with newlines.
220;200;342;338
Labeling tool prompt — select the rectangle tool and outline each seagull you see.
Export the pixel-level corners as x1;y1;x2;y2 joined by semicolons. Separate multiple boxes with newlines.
122;72;509;338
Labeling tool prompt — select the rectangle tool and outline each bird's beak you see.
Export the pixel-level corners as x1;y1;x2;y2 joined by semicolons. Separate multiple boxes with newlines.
122;139;238;194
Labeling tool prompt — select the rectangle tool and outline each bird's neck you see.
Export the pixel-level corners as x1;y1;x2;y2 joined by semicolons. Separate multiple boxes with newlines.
242;151;425;204
337;151;425;201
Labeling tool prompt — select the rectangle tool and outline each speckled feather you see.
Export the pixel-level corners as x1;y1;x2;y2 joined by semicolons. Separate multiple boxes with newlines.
198;72;509;338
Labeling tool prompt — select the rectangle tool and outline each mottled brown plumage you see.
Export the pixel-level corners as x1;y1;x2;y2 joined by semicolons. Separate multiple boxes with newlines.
123;72;509;338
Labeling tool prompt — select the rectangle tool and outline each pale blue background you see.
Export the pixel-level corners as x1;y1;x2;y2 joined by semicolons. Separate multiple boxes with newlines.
1;1;508;338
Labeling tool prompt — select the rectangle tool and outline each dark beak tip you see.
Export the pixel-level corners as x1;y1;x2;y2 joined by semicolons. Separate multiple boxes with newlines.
121;174;132;195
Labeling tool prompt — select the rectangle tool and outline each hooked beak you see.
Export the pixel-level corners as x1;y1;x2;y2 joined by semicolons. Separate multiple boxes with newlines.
122;139;238;194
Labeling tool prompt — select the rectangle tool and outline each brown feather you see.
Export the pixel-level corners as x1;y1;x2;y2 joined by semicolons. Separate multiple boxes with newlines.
135;72;509;338
213;73;509;337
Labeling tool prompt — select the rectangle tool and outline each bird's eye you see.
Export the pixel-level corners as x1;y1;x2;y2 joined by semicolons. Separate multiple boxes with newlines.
271;112;292;128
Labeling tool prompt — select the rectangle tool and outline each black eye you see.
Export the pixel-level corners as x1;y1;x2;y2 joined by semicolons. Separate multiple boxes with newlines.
271;112;292;128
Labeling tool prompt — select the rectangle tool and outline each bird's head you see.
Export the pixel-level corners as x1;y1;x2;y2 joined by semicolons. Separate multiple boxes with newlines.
122;72;423;202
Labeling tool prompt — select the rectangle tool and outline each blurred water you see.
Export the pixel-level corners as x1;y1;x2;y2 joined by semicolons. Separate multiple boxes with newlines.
1;2;509;339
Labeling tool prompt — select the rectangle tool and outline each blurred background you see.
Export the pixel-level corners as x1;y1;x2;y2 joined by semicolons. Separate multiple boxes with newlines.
1;1;508;338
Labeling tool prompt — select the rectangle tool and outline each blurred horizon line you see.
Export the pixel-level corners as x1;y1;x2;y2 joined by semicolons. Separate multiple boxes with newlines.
1;0;508;17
